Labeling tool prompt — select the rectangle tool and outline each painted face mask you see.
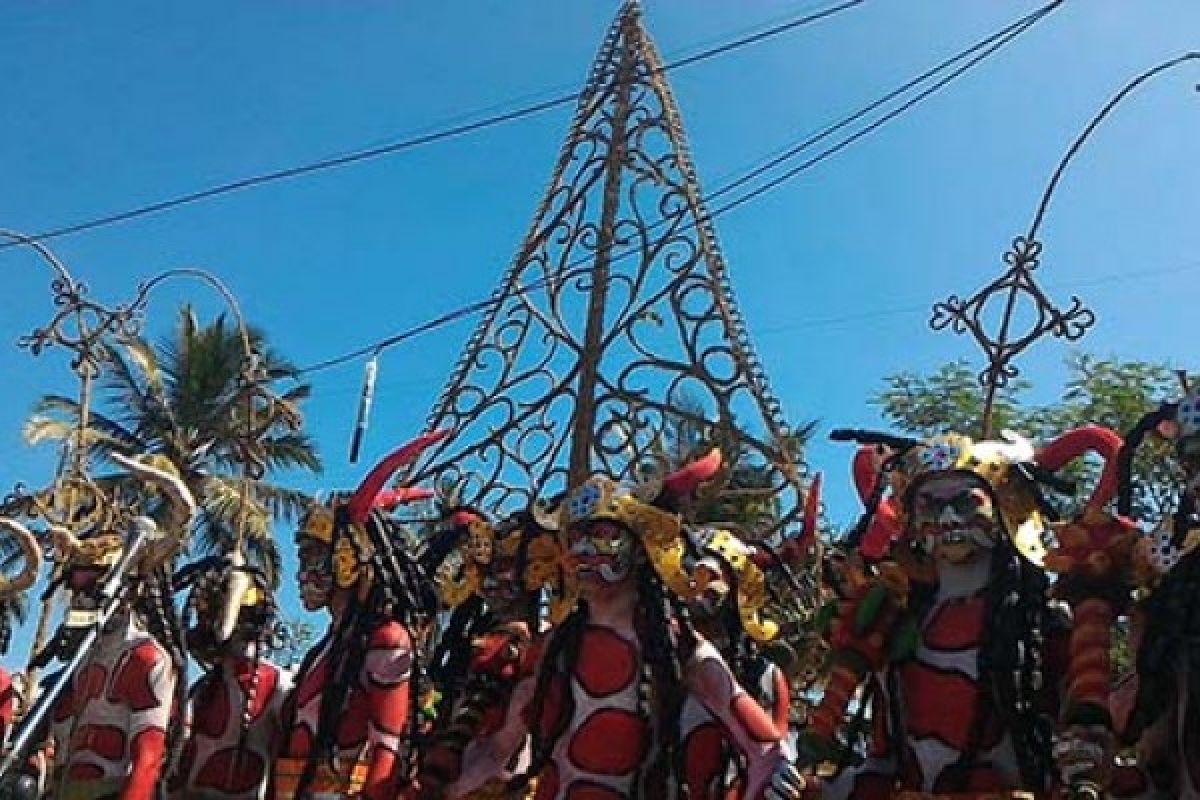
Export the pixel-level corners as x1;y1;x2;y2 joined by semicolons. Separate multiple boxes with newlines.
569;519;638;588
296;537;334;612
911;473;1000;566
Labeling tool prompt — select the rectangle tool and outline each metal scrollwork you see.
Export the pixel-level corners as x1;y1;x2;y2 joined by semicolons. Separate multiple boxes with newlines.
410;2;808;547
931;234;1095;436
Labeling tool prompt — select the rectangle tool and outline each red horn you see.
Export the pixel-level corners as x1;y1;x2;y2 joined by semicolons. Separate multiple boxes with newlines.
346;429;452;524
860;499;902;560
1035;425;1124;513
852;445;901;559
852;446;883;505
662;448;723;500
374;487;436;512
796;472;823;550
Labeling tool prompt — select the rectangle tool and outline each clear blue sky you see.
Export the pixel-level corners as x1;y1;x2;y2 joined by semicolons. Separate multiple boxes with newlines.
1;1;1197;660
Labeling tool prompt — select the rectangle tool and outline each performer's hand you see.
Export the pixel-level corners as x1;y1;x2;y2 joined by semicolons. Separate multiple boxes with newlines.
763;760;813;800
1053;724;1114;791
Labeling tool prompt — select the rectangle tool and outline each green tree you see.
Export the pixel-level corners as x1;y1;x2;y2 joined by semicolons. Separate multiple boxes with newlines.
24;305;322;582
875;353;1189;522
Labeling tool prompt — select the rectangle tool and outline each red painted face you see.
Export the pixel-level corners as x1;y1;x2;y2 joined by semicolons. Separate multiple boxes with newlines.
295;537;333;611
910;473;999;566
568;520;638;592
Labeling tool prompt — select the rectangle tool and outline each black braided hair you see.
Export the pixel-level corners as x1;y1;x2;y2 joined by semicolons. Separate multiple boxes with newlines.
1129;544;1200;741
636;563;696;797
975;536;1056;789
293;507;435;798
509;604;588;795
135;566;190;767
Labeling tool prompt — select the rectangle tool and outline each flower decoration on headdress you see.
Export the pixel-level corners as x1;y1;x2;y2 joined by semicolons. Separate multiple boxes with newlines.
835;426;1125;569
530;449;781;641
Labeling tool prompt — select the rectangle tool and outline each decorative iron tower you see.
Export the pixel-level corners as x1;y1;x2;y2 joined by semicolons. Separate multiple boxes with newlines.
410;1;807;539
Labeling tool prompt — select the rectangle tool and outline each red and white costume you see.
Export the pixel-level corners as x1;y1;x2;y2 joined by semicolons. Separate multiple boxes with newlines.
0;667;15;749
450;452;804;800
51;614;177;800
172;656;291;800
274;621;415;800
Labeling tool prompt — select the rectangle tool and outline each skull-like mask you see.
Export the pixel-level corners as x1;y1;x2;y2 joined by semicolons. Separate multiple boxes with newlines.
296;536;334;612
568;519;639;592
910;473;1000;566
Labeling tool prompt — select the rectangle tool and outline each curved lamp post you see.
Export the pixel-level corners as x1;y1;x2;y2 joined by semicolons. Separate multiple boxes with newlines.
931;52;1199;438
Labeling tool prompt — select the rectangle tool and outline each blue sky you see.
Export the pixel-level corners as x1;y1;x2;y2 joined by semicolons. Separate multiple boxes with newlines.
1;1;1198;659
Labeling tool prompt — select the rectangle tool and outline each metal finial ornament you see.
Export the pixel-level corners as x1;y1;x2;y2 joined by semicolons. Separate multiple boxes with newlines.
407;2;808;541
931;235;1094;438
932;53;1199;438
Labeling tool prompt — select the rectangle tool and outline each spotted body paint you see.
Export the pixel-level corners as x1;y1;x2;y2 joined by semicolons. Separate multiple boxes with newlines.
273;619;414;800
51;616;177;800
171;657;291;800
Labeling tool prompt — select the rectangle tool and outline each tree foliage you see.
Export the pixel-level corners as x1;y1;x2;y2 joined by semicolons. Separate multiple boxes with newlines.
24;305;322;584
875;353;1190;522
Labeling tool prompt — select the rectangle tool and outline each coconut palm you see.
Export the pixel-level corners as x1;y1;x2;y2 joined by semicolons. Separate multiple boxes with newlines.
24;305;322;582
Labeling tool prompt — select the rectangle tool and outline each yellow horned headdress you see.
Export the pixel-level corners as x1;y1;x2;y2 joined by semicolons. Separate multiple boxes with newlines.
429;508;561;611
297;429;448;593
52;452;196;576
534;450;782;642
834;426;1126;567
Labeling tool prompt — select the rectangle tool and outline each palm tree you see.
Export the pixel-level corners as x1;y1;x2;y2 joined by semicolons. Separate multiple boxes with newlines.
24;305;322;582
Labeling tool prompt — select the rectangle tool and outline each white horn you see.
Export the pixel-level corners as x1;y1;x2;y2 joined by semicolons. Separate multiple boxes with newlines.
216;550;251;644
0;518;44;594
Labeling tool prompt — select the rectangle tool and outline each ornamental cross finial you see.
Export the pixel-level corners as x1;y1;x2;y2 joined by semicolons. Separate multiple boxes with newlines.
931;234;1094;438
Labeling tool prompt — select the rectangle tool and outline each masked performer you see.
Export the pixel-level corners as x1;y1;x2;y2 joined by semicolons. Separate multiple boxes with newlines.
449;450;806;800
169;552;290;799
272;431;445;800
1113;384;1200;798
676;526;802;800
0;518;45;747
817;427;1120;799
419;509;551;800
44;454;195;800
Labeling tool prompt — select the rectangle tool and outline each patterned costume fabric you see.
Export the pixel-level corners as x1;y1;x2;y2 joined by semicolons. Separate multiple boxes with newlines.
823;563;1066;799
274;621;415;800
171;656;292;800
1114;388;1200;799
0;667;14;749
50;614;177;800
448;452;802;800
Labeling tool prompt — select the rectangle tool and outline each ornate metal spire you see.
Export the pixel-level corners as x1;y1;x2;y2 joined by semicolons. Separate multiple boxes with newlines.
410;1;806;538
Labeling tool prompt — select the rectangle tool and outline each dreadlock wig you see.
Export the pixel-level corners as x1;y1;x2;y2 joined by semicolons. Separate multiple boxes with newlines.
1119;387;1200;790
278;431;445;800
505;449;794;799
826;427;1120;792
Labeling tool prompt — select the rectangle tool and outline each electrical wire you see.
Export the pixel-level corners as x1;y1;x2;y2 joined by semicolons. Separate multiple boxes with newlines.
0;0;867;252
293;0;1063;377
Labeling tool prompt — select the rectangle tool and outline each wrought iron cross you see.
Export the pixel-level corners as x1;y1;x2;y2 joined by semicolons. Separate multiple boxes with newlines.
931;235;1093;438
930;53;1199;438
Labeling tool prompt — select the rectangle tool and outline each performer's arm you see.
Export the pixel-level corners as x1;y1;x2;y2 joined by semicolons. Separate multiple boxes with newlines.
360;623;415;800
120;645;176;800
444;670;537;797
687;639;796;800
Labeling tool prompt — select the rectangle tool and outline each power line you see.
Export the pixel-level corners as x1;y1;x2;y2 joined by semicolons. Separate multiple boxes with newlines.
0;0;867;252
302;256;1200;399
293;0;1063;377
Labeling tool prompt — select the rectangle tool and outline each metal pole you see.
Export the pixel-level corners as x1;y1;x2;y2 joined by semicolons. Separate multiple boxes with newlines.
568;10;637;485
